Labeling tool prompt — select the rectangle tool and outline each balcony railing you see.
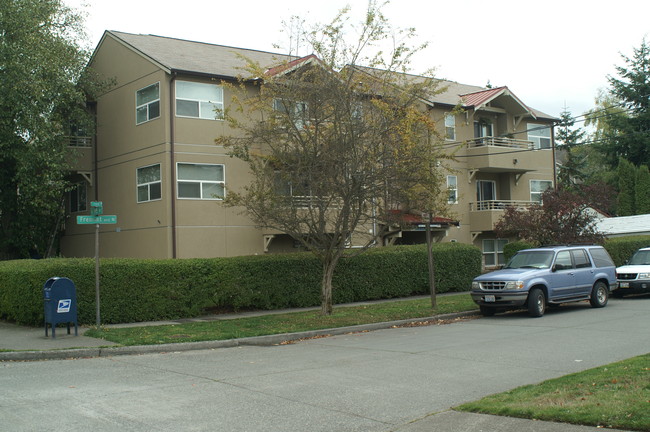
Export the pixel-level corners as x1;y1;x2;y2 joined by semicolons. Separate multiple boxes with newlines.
466;137;533;149
470;200;538;211
67;136;93;147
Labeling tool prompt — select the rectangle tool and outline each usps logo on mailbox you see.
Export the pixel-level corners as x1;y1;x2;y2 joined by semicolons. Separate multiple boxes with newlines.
57;299;72;313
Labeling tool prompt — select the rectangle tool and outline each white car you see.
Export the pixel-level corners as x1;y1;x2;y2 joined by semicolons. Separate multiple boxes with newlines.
615;247;650;297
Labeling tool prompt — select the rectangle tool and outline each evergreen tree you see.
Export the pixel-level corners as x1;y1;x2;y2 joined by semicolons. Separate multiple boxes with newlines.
555;108;586;188
590;39;650;168
617;158;636;216
635;165;650;214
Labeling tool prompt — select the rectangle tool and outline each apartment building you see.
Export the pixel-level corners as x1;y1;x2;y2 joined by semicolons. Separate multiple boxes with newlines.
61;31;556;266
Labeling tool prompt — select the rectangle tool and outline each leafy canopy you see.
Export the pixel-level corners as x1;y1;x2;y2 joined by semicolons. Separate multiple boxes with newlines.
0;0;97;258
494;188;607;246
218;1;451;314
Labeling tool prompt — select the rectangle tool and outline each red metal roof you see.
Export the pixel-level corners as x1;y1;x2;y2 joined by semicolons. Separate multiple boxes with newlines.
460;86;507;107
265;54;320;77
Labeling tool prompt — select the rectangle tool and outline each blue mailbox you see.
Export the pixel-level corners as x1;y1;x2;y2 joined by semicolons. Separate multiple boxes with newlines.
43;277;78;338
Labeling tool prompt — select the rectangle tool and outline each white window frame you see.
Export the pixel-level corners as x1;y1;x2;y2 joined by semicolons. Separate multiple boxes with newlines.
70;182;87;213
137;164;162;203
482;239;508;267
175;81;224;120
136;82;160;125
447;175;458;204
528;123;552;149
177;163;225;200
444;113;456;140
530;180;553;203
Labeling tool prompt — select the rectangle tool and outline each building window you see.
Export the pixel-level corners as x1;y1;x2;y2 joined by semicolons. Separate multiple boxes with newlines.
530;180;553;203
137;164;162;203
447;175;458;204
136;83;160;124
177;163;225;200
474;120;493;138
483;239;508;267
176;81;224;120
273;98;308;128
528;123;552;149
70;183;87;213
444;113;456;140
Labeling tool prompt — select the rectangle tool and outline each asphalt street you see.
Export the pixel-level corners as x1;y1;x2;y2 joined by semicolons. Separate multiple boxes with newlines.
1;296;648;431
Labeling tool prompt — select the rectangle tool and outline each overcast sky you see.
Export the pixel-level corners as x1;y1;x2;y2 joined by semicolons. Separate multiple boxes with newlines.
64;0;648;120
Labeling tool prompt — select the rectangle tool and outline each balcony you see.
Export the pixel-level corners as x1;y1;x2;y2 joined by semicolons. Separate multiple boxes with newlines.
465;137;538;173
65;136;94;172
469;200;537;232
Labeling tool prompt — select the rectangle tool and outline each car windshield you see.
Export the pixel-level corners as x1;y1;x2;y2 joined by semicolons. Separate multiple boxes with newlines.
505;251;554;269
628;250;650;265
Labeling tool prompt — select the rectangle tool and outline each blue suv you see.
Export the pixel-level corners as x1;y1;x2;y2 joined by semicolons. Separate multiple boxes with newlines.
471;245;617;317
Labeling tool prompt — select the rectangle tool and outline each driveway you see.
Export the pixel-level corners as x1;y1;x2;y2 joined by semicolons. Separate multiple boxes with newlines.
1;297;647;431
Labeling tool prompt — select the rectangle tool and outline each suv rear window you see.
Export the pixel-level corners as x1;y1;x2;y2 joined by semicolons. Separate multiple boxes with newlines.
571;249;592;268
589;248;615;268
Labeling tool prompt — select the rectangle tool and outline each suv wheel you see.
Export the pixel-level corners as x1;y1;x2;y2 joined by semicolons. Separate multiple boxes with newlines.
590;281;609;308
527;288;546;317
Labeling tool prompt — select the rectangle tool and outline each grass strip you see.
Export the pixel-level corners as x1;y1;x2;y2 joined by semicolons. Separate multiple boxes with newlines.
84;294;477;346
456;353;650;431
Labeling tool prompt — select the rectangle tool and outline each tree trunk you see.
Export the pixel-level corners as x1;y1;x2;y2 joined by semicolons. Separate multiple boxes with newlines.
425;212;436;308
321;258;338;315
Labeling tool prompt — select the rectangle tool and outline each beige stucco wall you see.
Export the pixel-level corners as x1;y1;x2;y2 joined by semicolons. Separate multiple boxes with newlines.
61;34;556;260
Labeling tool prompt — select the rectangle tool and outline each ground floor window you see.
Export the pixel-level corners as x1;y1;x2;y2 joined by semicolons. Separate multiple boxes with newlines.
177;163;225;199
70;182;87;213
483;238;508;267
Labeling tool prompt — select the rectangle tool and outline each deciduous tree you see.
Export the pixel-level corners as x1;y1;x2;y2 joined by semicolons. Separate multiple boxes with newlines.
0;0;95;258
494;188;605;246
219;2;451;314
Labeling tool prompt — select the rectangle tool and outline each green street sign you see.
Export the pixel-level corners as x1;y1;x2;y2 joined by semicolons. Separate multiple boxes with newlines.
90;201;103;216
77;215;117;224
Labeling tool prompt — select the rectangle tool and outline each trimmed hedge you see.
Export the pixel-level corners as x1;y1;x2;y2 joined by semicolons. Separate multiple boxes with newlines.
604;235;650;266
0;243;481;326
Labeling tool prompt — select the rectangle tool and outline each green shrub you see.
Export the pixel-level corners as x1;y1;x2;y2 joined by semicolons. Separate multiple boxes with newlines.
503;241;536;262
0;243;481;326
604;236;650;266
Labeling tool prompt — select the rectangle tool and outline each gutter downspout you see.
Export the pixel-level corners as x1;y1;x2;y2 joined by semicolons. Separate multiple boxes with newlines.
170;73;177;258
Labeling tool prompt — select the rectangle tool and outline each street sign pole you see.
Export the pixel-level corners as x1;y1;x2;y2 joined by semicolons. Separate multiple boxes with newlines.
95;223;101;326
76;201;117;327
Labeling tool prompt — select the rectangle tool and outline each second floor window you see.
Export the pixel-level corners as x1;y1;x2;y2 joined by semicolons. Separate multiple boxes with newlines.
447;175;458;204
528;123;552;149
136;83;160;124
474;120;493;138
530;180;552;203
445;114;456;140
137;164;162;203
177;163;225;200
176;81;224;120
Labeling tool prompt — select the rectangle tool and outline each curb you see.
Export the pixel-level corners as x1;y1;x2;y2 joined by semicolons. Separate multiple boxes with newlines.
0;311;480;362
